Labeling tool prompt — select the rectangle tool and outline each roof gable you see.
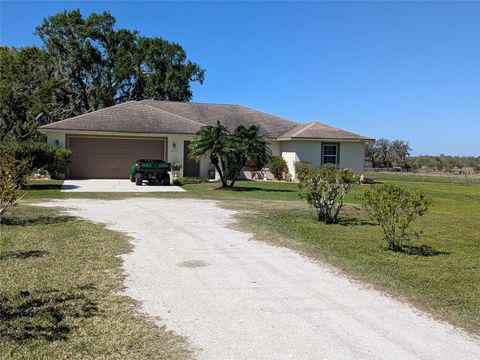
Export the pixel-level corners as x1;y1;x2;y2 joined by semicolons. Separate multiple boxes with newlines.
278;121;372;141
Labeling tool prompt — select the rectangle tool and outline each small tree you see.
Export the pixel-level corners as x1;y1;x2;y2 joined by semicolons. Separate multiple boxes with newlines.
298;164;360;224
269;156;288;180
0;155;30;219
362;184;432;252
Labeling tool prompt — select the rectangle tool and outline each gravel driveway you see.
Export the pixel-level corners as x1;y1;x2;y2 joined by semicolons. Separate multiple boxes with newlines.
41;198;480;359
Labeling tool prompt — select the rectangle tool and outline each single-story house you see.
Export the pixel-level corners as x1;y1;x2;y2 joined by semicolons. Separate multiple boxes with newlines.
38;100;372;180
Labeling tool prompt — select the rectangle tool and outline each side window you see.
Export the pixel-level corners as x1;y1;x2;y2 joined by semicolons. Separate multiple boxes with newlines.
322;144;338;164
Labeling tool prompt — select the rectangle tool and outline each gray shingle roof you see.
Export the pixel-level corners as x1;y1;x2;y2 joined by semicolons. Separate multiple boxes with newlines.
141;100;297;138
39;101;203;134
39;100;371;141
278;122;372;141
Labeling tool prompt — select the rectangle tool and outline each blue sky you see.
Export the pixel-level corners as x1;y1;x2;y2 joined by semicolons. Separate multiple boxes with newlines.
1;1;479;156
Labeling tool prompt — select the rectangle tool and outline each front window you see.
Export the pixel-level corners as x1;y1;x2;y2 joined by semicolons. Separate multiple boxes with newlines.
322;144;338;164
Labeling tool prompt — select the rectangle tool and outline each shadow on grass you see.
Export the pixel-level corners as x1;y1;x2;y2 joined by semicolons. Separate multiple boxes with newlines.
214;186;295;193
400;245;451;257
0;286;98;342
25;184;63;190
0;215;75;226
337;217;377;226
58;185;79;190
0;250;48;261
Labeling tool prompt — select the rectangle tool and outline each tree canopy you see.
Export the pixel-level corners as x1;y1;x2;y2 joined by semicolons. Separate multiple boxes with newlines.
365;138;411;169
0;9;205;140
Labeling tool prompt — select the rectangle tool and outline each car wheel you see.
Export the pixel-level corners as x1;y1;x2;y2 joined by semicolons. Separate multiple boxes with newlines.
163;174;170;186
135;173;143;186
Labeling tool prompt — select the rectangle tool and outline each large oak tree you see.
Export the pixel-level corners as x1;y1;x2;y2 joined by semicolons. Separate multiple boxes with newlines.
1;9;205;140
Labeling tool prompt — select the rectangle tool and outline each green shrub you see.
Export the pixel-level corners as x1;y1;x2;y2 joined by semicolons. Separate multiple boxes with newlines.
171;162;183;171
46;146;72;178
269;156;288;180
285;172;293;182
294;161;313;180
298;164;360;224
403;159;418;171
0;155;30;219
0;140;71;179
362;184;432;252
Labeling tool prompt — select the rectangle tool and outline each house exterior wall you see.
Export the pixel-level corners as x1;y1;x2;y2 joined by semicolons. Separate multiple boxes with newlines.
280;141;322;166
268;141;281;156
45;131;366;180
281;152;300;179
166;134;191;178
279;140;366;177
338;142;365;173
46;132;66;148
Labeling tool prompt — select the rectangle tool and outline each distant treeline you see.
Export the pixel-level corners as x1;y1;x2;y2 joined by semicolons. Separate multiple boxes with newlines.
365;138;480;172
405;155;480;172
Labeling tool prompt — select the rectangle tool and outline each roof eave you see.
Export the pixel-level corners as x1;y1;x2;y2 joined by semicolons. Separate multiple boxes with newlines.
38;128;198;136
276;136;373;142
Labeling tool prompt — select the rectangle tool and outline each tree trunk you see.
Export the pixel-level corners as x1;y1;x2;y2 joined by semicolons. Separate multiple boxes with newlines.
213;163;227;188
75;73;90;112
229;162;246;188
219;158;228;188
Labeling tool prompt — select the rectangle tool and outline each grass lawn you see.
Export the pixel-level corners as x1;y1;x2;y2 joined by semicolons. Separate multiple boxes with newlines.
22;179;302;202
0;205;192;359
2;172;478;357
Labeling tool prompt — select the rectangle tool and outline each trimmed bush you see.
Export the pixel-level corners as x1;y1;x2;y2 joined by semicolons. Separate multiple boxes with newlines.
269;156;288;180
298;164;360;224
0;140;71;179
362;184;432;252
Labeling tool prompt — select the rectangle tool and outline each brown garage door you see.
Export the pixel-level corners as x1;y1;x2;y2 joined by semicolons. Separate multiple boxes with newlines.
68;136;165;179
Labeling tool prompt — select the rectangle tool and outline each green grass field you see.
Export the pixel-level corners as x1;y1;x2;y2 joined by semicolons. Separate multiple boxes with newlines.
1;172;479;357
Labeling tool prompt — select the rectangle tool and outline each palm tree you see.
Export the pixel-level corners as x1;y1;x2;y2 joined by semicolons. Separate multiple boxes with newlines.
226;125;271;187
189;122;272;188
188;121;230;187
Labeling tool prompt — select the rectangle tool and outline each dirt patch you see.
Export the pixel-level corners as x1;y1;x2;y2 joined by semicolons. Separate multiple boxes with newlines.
177;260;209;268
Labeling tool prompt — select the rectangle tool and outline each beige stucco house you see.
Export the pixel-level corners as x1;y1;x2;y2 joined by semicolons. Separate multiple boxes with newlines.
38;100;372;180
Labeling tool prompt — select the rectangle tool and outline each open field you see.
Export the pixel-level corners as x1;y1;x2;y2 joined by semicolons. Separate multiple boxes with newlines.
366;170;480;180
1;172;478;357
